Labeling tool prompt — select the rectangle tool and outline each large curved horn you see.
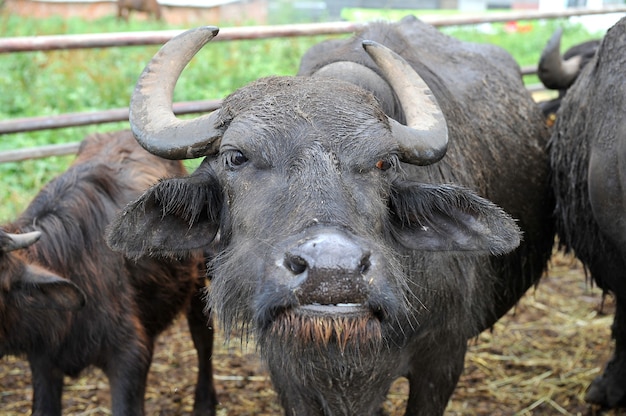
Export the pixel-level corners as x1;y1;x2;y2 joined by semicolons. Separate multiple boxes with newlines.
362;40;448;166
537;28;582;90
130;26;223;160
3;231;41;252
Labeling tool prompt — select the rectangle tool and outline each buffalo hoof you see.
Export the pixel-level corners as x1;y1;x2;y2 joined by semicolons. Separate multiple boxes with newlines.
585;357;626;408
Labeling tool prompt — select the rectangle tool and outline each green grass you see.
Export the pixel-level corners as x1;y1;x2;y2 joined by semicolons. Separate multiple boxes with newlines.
0;10;604;222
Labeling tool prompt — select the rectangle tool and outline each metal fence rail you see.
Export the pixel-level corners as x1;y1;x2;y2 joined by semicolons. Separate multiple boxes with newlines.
2;6;625;163
3;7;625;53
0;99;222;135
0;100;222;163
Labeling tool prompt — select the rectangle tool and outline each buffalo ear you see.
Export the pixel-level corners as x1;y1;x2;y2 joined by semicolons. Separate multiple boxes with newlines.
16;265;86;311
107;171;222;259
390;183;521;255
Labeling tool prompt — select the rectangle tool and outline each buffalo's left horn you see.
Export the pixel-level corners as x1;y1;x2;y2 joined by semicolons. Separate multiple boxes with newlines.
363;40;448;165
4;231;41;252
537;28;583;90
130;26;223;160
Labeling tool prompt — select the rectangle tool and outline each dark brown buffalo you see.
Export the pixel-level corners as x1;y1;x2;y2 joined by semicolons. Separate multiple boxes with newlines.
108;17;554;415
0;131;216;415
549;17;626;409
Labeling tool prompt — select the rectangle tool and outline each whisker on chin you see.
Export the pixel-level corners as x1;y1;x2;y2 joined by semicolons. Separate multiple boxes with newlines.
270;310;383;352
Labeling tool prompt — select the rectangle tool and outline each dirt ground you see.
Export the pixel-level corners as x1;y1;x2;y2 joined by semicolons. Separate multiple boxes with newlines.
1;250;625;416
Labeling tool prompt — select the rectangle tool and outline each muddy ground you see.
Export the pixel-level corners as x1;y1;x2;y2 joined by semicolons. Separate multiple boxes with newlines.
1;251;625;415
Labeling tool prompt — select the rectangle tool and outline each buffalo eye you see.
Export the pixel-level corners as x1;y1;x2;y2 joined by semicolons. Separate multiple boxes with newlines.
223;150;248;169
375;158;393;171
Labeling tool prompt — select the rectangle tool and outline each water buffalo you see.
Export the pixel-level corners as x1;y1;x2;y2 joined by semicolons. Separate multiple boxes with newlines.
108;16;555;415
549;17;626;409
0;130;216;415
117;0;161;21
537;27;600;118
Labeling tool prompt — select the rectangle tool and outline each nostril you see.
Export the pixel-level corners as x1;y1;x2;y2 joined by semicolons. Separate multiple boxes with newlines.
359;253;371;275
284;254;308;275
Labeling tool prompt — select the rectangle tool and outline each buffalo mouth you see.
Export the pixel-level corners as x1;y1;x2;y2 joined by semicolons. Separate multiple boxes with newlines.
269;303;384;350
300;302;367;316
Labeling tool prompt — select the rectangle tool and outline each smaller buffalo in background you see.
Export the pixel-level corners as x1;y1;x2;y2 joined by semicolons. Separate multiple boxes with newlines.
549;17;626;410
0;131;216;415
117;0;162;21
537;27;601;119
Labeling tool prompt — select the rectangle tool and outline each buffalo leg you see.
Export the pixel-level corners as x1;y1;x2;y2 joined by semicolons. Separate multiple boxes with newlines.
405;339;466;416
585;146;626;407
29;357;64;416
187;284;218;415
106;339;153;416
585;294;626;408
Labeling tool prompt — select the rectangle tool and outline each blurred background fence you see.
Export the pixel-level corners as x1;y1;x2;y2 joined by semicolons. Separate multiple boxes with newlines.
1;5;626;163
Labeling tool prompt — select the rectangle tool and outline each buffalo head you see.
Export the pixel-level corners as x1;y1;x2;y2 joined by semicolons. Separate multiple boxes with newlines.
0;230;85;313
537;28;600;118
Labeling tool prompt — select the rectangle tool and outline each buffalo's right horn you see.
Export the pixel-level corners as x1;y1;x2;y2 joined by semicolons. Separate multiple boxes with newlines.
538;28;583;90
130;26;223;160
4;231;41;252
362;40;448;166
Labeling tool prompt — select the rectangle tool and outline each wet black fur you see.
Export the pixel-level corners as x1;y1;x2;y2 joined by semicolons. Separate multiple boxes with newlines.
0;131;217;415
549;18;626;409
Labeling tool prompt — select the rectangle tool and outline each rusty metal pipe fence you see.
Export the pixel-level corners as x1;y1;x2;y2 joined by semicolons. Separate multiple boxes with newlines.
2;6;626;163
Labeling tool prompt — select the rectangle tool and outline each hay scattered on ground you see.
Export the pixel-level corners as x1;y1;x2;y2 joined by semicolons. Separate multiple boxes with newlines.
0;250;623;415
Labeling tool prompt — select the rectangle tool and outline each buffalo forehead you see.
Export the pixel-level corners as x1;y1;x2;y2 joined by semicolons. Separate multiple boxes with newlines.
218;76;394;158
220;76;386;122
